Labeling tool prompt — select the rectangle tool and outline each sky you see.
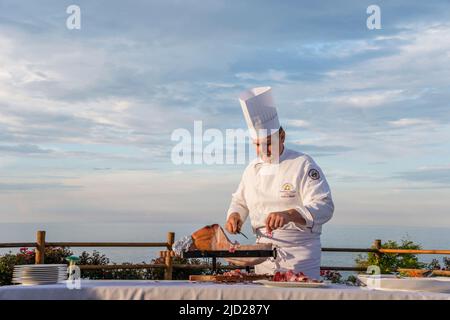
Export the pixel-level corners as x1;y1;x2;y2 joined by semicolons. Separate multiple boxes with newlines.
0;0;449;228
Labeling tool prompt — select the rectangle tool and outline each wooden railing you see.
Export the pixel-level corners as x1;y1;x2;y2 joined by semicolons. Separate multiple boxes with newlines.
1;230;449;279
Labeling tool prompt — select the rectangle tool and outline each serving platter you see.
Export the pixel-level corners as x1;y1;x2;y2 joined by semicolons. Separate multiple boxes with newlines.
189;274;272;283
253;279;327;288
357;274;450;293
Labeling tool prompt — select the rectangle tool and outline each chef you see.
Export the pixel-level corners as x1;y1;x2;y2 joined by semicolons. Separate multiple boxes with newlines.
225;86;334;279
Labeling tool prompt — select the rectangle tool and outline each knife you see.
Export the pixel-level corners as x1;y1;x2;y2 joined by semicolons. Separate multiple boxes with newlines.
238;231;249;239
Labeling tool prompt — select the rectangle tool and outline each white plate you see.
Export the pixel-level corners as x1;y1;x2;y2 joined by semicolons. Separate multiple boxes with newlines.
253;279;327;288
14;269;66;272
15;267;67;270
13;276;66;280
357;275;450;293
15;264;67;268
16;281;64;286
14;269;67;272
15;270;65;272
13;272;66;277
13;276;67;283
14;270;67;274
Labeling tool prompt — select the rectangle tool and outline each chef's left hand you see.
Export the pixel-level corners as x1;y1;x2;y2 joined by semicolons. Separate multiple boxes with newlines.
265;211;291;233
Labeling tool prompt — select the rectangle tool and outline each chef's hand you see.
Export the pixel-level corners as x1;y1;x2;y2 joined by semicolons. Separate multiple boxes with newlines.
265;211;290;233
266;209;307;233
226;212;243;234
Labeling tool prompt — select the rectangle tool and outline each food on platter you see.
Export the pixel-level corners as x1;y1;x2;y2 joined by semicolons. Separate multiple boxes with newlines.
397;268;432;278
221;269;269;278
272;270;322;283
189;269;272;283
251;270;325;288
190;269;325;286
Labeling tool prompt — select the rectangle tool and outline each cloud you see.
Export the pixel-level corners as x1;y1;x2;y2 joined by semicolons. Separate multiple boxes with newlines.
235;69;288;82
334;90;411;108
275;23;450;166
292;142;353;157
1;1;450;226
286;119;310;128
0;182;81;191
0;170;240;223
388;118;436;128
0;144;53;154
394;165;450;186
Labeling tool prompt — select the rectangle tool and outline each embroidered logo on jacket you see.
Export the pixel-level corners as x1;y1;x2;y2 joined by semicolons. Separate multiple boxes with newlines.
280;183;296;198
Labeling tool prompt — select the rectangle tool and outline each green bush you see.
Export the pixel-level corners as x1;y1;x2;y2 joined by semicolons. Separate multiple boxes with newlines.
355;239;426;274
147;256;214;280
320;270;358;285
444;257;450;270
0;251;31;286
0;247;74;286
78;251;211;280
425;257;450;271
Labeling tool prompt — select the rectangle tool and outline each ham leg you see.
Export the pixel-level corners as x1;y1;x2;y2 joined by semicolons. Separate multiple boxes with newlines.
191;224;233;251
190;224;272;267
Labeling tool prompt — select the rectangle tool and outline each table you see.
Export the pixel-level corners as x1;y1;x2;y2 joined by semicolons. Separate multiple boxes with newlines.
0;280;449;300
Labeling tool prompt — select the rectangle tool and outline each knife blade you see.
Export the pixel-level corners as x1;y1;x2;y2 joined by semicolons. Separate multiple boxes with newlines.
238;231;249;239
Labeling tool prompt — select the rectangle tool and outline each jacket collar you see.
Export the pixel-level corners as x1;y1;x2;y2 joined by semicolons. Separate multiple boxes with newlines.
253;147;290;167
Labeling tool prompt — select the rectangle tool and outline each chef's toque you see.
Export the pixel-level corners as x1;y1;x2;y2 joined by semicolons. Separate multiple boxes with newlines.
239;86;280;140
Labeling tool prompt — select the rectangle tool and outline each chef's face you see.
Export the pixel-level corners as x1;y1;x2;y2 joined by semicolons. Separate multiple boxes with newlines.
253;128;285;163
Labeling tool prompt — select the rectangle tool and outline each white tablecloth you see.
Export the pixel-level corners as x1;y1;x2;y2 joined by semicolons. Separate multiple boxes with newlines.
0;280;449;300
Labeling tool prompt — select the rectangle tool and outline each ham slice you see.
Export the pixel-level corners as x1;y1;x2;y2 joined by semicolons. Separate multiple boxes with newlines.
189;224;272;267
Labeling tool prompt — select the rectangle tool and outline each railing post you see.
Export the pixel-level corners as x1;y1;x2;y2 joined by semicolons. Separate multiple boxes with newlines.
373;239;382;265
36;230;46;264
164;232;175;280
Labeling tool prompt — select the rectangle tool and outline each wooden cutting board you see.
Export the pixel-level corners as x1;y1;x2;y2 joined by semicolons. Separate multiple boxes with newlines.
189;274;272;282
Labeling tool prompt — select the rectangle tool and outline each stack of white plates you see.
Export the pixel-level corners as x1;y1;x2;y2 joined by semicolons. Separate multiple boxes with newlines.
12;264;68;285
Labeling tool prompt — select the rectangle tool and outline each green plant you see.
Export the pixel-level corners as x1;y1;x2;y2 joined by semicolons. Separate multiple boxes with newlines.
45;247;74;264
320;270;342;283
443;257;450;270
355;238;426;274
0;247;73;286
345;275;359;285
320;270;358;285
427;259;441;270
147;256;212;280
426;257;450;271
77;250;111;280
0;251;30;286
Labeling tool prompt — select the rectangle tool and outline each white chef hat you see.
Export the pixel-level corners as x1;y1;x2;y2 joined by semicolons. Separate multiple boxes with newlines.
239;86;280;140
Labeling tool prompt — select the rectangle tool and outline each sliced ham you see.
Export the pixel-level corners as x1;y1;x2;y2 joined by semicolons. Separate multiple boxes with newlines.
272;271;320;283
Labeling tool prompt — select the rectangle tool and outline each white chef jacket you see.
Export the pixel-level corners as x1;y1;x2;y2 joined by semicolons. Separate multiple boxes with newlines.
226;147;334;234
226;147;334;278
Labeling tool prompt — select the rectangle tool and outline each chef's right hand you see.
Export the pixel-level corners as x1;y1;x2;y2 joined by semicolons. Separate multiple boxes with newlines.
226;212;243;234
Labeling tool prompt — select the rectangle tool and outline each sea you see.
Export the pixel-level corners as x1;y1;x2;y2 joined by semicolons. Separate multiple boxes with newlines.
1;222;449;274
